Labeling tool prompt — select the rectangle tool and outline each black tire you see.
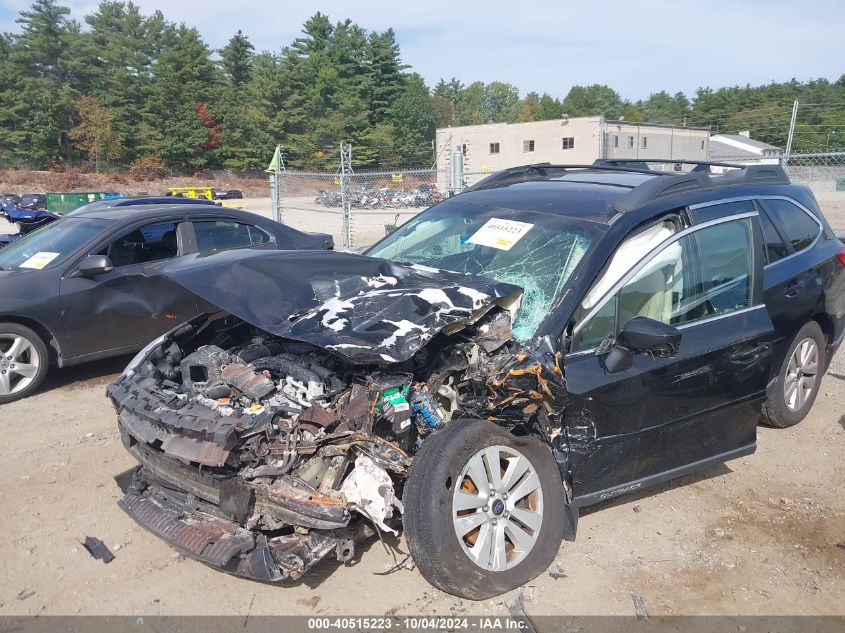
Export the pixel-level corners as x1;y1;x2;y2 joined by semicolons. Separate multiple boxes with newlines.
761;320;826;428
403;420;565;599
0;322;49;405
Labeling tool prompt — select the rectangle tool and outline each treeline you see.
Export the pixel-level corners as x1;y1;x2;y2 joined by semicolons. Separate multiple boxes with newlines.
1;0;843;174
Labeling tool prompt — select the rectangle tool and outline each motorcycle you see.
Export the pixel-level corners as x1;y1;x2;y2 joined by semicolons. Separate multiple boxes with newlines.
314;190;342;207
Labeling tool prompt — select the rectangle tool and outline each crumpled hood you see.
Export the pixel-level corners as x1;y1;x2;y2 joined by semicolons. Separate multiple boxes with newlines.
158;249;522;363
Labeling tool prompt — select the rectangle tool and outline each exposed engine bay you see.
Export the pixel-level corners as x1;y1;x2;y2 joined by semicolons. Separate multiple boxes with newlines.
108;253;571;582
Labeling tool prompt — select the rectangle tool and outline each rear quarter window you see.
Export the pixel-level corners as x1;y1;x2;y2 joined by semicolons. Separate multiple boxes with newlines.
762;199;820;253
757;207;789;264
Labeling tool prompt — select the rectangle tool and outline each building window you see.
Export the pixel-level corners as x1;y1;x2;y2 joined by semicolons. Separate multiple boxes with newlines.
489;142;500;155
641;137;648;149
701;140;705;150
523;139;535;152
628;136;634;148
561;137;575;150
613;135;619;148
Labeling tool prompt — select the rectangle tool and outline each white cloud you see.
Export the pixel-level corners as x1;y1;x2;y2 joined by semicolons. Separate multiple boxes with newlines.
1;0;842;99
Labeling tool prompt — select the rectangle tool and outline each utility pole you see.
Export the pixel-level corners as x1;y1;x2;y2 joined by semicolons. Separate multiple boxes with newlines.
783;100;799;168
339;142;353;250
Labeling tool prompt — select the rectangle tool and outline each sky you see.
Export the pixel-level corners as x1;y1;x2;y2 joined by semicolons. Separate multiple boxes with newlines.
1;0;843;100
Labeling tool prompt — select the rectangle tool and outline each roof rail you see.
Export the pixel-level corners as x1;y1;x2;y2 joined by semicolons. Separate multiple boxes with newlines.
592;158;786;173
464;160;791;212
612;161;791;213
467;162;669;191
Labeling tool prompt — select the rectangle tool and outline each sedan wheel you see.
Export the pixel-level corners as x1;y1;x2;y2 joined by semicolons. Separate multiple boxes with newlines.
0;324;49;404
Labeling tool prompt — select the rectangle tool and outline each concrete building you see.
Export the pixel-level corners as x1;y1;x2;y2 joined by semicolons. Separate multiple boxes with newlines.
435;117;711;190
708;131;781;164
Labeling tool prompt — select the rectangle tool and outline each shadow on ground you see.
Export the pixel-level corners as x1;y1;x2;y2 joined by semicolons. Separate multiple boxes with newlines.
39;353;133;394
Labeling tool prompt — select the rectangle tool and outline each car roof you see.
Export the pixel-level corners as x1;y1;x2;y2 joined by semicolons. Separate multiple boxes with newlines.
459;161;792;225
69;202;246;221
452;169;659;224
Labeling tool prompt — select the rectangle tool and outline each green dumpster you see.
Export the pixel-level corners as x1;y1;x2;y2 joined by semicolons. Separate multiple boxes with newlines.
836;177;845;192
46;191;109;213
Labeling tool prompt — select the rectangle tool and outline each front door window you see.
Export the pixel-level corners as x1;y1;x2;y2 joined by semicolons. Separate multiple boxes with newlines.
575;217;754;351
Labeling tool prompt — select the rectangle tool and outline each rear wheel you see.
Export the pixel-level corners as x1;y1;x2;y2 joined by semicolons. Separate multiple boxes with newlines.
0;323;48;404
762;321;826;428
403;420;565;599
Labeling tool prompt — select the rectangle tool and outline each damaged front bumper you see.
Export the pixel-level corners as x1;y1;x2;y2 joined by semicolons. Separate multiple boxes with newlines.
111;375;393;582
119;475;353;582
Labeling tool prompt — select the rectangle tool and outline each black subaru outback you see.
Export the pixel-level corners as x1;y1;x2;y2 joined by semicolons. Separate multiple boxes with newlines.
108;160;845;599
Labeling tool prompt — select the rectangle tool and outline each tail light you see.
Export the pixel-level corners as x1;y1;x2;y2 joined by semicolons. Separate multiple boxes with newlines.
837;247;845;268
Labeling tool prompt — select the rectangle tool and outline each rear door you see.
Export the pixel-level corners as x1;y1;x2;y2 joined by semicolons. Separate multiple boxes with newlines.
563;209;774;502
756;197;824;366
59;218;196;358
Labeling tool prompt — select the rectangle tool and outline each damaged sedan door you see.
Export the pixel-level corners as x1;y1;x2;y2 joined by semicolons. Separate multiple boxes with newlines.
59;220;199;359
563;211;774;503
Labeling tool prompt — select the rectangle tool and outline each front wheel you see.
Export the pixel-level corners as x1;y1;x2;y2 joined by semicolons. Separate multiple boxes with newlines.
403;420;565;599
0;323;49;404
762;320;826;428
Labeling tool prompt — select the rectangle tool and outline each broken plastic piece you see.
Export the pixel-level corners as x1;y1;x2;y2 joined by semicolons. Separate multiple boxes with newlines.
82;536;115;563
340;454;404;535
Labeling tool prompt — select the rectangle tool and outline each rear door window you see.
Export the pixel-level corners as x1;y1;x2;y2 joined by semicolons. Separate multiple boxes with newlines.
762;199;820;253
193;220;274;252
97;221;178;267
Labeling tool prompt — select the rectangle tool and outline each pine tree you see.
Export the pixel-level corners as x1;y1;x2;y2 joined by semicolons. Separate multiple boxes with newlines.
221;30;254;88
145;24;219;169
391;73;437;166
3;0;78;165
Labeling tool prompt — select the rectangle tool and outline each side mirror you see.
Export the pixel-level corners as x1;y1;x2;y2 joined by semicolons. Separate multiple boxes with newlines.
76;254;113;277
603;317;682;374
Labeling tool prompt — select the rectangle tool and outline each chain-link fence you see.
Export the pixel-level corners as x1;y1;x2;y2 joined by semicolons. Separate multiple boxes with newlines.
783;152;845;231
277;168;440;251
468;152;845;230
275;150;845;251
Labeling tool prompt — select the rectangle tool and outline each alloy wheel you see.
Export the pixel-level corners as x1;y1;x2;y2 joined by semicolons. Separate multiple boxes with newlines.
451;445;543;571
783;337;819;412
0;333;41;397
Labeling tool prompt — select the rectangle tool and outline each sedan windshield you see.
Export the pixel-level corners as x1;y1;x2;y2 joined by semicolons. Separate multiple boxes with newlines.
0;217;111;271
367;202;599;340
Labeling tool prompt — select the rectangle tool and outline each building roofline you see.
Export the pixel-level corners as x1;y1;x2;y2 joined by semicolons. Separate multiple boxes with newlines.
604;119;711;132
435;115;709;134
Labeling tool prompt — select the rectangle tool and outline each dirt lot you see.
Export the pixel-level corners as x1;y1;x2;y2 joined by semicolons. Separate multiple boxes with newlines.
0;170;269;198
0;344;842;617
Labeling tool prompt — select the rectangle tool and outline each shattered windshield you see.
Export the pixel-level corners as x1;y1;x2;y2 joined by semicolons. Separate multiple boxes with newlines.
367;202;599;340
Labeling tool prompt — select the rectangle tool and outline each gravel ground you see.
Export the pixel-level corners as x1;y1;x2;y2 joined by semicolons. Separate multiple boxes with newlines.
0;347;841;616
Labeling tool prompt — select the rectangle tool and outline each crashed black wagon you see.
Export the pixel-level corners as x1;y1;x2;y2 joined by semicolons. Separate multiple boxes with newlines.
109;161;845;599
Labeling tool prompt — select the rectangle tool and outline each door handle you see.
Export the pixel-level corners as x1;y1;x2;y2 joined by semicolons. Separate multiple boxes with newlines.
729;342;770;362
784;279;805;297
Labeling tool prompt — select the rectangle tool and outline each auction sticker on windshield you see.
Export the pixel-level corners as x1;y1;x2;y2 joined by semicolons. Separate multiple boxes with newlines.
19;252;60;269
467;218;534;251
